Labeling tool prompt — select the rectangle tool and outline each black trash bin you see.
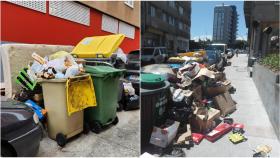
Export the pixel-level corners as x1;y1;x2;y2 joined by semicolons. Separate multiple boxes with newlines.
140;73;170;153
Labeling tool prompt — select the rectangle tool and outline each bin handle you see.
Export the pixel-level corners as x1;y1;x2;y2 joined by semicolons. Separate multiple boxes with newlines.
85;61;113;67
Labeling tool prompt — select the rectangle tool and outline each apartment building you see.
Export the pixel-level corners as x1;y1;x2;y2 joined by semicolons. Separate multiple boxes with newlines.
213;4;238;45
141;1;191;52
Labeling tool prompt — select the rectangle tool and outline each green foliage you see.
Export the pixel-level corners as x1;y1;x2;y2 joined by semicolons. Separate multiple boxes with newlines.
259;53;280;72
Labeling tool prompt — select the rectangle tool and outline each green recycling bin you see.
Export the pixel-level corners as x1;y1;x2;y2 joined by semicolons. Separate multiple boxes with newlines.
85;65;124;133
140;73;170;152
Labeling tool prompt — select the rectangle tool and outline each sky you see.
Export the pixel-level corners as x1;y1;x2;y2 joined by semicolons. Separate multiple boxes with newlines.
191;1;248;41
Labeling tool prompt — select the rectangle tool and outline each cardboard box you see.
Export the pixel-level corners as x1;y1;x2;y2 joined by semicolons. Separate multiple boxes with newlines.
177;124;192;144
206;86;227;97
213;92;236;117
214;72;226;81
191;107;220;133
193;85;202;101
150;121;180;148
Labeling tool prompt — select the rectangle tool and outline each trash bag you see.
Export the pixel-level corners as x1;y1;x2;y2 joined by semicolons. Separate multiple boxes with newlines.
124;94;139;111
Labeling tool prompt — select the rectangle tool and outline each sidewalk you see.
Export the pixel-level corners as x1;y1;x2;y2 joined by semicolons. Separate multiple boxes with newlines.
37;110;140;157
185;54;280;157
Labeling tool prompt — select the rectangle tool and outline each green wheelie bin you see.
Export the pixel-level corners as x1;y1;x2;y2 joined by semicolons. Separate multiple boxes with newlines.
85;65;124;133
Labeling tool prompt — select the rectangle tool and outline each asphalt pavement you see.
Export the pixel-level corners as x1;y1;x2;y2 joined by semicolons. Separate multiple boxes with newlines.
184;54;280;157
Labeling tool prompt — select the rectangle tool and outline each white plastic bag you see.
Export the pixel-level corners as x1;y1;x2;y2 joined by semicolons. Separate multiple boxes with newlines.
123;82;135;96
115;48;127;64
64;65;79;78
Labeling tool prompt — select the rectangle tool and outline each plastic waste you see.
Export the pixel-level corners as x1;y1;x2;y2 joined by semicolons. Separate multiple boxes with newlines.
115;48;127;64
192;133;204;144
64;64;80;78
123;82;135;96
25;99;46;120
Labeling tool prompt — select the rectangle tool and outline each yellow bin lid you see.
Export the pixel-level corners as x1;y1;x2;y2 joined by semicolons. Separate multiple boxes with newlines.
72;34;125;58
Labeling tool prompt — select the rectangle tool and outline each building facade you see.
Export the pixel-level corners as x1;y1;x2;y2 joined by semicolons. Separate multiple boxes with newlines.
1;1;140;53
244;1;279;58
213;4;238;45
141;1;191;52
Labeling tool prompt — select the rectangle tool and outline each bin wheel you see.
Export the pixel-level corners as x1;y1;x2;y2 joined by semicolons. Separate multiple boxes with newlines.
90;121;102;134
56;133;67;147
83;123;90;134
112;117;119;125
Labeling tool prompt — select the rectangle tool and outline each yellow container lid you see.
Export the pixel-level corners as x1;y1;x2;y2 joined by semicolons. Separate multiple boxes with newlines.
72;34;125;58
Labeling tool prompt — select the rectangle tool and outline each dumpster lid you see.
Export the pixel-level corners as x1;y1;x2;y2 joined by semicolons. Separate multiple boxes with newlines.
141;73;165;89
71;34;125;58
85;65;124;78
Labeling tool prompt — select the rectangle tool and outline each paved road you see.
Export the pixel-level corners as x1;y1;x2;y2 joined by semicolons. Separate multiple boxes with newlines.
37;110;140;157
184;54;280;157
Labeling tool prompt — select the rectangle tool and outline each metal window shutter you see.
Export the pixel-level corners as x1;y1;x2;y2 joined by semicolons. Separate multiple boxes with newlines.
118;21;135;39
101;14;118;34
8;0;46;13
49;1;90;26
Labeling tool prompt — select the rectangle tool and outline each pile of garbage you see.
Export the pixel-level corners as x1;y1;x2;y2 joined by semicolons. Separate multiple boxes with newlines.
148;60;248;155
29;51;84;80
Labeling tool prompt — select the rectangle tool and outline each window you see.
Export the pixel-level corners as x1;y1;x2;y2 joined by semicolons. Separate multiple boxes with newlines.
101;14;118;33
162;12;167;22
168;16;172;25
151;6;156;17
169;1;176;8
119;21;135;39
172;17;175;26
179;21;183;30
49;1;90;26
179;6;184;15
124;0;134;8
8;1;46;13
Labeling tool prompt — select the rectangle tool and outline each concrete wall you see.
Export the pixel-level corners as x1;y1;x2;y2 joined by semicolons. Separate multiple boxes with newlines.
253;63;280;140
80;1;140;27
0;44;74;98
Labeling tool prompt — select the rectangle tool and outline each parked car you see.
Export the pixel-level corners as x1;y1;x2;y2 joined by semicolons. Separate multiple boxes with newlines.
206;50;224;71
125;50;140;95
206;43;228;66
141;47;168;65
1;100;42;157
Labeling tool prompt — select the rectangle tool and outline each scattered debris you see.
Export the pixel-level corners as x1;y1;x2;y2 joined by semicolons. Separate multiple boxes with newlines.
253;145;272;157
150;120;180;148
205;123;232;142
192;133;204;144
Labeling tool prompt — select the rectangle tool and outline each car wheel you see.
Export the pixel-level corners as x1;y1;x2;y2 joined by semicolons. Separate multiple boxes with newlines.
83;122;90;134
1;146;15;157
150;59;155;64
90;121;102;134
56;133;67;147
112;116;119;125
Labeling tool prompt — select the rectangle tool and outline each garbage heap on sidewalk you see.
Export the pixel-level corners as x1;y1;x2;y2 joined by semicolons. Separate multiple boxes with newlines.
144;61;247;155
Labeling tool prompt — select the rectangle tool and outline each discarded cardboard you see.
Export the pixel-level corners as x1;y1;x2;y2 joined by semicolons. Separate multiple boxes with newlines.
192;85;202;101
214;72;226;81
206;86;227;97
213;91;236;117
205;123;232;142
191;107;220;133
193;68;215;80
177;124;192;144
150;121;180;148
